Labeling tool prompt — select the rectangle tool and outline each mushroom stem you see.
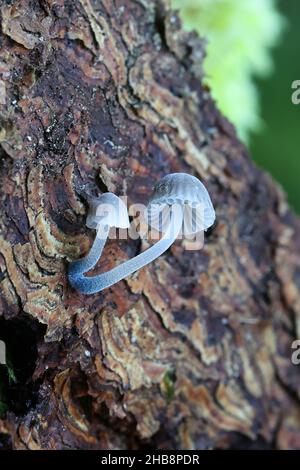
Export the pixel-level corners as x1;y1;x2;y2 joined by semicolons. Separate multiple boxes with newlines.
73;207;183;294
68;224;109;281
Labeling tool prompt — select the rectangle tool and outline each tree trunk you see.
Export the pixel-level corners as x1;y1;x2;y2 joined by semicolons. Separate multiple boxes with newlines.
0;0;300;450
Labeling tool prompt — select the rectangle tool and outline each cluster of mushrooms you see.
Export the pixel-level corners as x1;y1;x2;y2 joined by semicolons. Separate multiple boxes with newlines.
68;173;215;294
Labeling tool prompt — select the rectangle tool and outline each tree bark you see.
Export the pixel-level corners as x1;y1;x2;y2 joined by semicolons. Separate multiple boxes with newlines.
0;0;300;450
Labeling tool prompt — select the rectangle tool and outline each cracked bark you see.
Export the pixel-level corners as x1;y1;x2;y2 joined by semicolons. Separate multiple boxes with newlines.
0;0;300;450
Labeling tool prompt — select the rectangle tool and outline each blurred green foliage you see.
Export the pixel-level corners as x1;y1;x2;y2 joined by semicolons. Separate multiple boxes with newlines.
172;0;285;142
173;0;299;214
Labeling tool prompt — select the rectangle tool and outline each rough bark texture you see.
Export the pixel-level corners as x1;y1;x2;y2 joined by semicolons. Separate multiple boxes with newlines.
0;0;300;450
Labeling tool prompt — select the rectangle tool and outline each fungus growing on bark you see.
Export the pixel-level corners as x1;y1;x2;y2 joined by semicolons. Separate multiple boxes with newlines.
69;173;215;295
68;193;129;290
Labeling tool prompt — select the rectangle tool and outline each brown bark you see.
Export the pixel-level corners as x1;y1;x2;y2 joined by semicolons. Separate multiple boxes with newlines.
0;0;299;450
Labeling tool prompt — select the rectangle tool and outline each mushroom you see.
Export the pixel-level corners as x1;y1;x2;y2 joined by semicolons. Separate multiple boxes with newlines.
70;173;215;295
68;193;129;290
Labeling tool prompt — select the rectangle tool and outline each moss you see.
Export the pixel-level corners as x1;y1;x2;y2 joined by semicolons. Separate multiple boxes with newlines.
0;356;17;417
161;370;176;401
0;374;7;416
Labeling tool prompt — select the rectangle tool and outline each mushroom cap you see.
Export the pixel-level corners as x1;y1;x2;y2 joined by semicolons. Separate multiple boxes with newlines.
147;173;215;234
86;193;130;230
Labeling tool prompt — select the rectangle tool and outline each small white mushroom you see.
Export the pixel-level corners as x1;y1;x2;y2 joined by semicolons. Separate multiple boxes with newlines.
68;193;129;289
147;172;215;235
71;173;215;295
86;193;129;231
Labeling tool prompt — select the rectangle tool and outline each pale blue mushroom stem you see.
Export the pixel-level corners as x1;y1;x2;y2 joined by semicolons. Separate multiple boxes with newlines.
68;224;109;280
72;206;183;294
